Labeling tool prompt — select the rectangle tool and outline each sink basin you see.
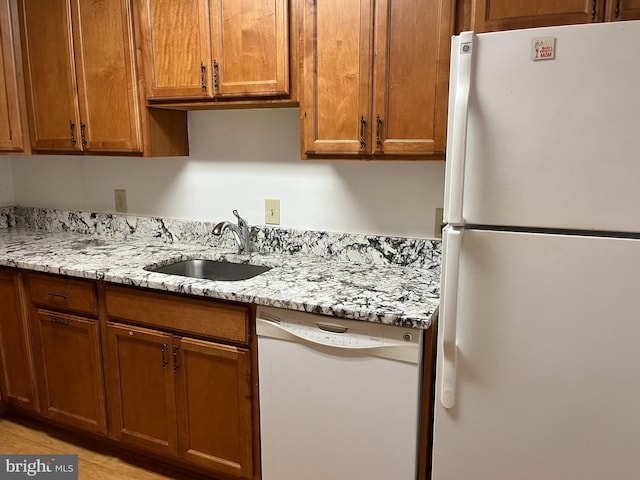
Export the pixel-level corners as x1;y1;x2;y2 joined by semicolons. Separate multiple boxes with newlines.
148;259;271;281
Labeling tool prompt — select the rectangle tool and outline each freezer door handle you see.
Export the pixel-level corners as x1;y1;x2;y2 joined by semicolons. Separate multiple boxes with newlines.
444;32;474;226
440;227;462;409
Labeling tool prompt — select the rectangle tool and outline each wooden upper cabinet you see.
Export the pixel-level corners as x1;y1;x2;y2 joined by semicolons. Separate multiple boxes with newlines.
210;0;289;97
301;0;452;159
138;0;289;102
459;0;640;34
302;0;373;154
17;0;169;155
470;0;606;32
605;0;640;20
0;0;29;153
372;0;450;155
137;0;212;100
71;0;142;152
19;0;82;153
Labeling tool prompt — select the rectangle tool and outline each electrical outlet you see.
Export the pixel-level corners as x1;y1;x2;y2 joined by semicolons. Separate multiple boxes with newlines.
265;199;280;225
114;189;128;213
434;207;444;238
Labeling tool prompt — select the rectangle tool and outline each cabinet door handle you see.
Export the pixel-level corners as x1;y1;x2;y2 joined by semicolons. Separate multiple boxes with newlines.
173;345;180;373
213;59;219;91
47;291;68;299
615;0;621;18
69;120;77;146
80;122;87;147
200;61;207;92
376;114;382;149
359;115;365;149
591;0;597;20
48;317;70;326
161;342;168;369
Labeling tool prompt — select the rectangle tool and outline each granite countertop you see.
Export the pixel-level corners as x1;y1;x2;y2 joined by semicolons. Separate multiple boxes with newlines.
0;209;441;329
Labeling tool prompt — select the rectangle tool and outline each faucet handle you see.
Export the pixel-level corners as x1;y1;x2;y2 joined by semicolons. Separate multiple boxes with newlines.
232;209;247;227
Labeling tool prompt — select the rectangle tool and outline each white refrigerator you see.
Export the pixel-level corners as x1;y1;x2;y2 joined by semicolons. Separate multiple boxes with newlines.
434;20;640;480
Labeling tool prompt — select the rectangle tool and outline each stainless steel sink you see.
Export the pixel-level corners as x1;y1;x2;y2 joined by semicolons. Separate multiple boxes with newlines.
147;259;271;281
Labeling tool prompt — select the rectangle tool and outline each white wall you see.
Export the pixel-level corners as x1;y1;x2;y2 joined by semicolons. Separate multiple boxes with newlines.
0;157;15;206
11;108;446;238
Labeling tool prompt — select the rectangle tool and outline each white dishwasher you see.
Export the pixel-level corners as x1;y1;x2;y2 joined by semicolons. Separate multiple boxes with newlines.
256;306;423;480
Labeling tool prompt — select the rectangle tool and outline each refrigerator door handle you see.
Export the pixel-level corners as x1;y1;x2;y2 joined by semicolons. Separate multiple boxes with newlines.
444;32;474;226
440;226;463;409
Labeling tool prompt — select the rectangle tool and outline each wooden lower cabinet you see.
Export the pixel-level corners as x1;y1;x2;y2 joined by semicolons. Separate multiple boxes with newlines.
0;269;36;410
104;323;177;455
176;337;253;479
105;322;253;479
30;309;107;434
7;274;257;479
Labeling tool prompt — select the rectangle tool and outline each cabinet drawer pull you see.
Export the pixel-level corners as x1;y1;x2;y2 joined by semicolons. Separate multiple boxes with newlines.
591;0;597;20
200;61;207;92
173;345;180;373
376;114;382;149
359;115;365;149
47;291;68;299
161;342;168;369
213;59;219;91
48;317;70;326
80;122;87;147
69;120;77;146
615;0;621;18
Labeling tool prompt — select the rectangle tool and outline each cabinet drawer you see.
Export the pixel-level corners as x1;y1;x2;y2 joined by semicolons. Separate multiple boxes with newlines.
27;273;97;316
104;285;249;344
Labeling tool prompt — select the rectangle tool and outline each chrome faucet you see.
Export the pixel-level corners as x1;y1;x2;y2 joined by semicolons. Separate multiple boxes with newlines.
213;209;250;254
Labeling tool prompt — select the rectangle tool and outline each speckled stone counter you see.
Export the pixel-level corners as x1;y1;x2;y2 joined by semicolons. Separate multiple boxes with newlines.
0;207;440;329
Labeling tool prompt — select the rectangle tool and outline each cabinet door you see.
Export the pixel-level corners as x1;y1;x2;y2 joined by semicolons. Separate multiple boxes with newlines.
472;0;605;32
372;0;452;155
32;310;107;434
71;0;142;153
18;0;82;152
301;0;373;155
605;0;640;20
0;270;36;410
209;0;289;97
136;0;213;100
0;0;27;152
104;323;178;456
176;337;253;479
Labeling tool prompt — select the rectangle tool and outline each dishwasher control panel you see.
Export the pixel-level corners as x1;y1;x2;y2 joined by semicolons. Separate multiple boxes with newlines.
281;317;384;348
256;306;423;364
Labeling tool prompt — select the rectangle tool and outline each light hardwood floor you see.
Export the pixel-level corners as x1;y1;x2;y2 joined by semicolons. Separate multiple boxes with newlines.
0;413;207;480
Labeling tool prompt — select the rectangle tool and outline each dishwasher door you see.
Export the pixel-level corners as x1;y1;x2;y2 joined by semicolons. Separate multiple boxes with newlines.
256;306;423;480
